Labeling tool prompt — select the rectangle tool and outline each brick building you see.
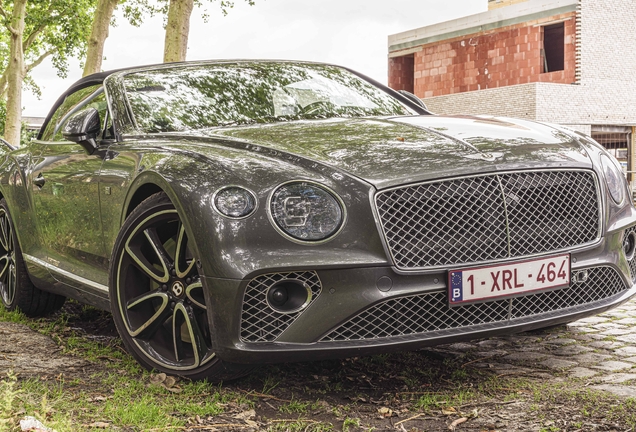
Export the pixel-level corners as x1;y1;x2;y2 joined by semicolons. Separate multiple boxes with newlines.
388;0;636;181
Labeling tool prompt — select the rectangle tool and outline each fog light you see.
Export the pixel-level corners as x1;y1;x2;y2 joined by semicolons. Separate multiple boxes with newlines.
268;287;289;306
624;232;636;261
266;280;312;314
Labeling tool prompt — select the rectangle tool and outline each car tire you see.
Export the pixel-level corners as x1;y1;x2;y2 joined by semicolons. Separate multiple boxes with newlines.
109;192;252;381
0;199;66;316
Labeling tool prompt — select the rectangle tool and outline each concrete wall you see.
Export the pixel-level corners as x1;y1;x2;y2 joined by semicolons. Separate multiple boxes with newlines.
425;79;636;129
578;1;636;86
423;83;537;120
489;0;530;9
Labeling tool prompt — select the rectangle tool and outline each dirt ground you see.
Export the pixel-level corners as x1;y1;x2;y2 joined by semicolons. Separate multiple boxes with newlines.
3;301;636;431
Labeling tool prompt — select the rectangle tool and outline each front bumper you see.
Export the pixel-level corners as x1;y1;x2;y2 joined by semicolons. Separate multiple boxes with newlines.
203;228;636;365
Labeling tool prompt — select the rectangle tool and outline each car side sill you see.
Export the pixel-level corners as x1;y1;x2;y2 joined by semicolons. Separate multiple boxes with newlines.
23;254;109;293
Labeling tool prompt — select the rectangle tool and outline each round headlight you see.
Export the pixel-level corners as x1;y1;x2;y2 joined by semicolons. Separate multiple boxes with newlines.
600;154;625;205
213;186;257;218
270;181;345;242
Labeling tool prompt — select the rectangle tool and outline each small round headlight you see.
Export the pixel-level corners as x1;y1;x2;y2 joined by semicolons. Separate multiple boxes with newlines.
270;181;345;242
600;154;625;205
213;186;257;218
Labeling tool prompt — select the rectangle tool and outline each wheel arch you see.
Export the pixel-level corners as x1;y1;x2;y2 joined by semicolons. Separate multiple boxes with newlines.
120;172;207;276
124;182;164;220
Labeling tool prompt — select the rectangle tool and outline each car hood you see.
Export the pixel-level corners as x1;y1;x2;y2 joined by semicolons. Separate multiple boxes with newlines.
201;115;592;189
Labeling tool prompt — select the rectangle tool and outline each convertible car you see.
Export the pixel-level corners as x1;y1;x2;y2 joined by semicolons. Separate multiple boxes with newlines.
1;60;635;380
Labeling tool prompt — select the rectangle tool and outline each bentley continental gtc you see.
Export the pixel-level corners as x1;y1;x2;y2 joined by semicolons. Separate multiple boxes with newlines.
1;60;635;380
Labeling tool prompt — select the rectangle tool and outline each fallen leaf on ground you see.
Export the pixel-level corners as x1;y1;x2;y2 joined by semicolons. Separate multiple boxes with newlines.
149;373;167;384
149;373;181;392
88;396;109;402
442;407;457;416
449;417;468;430
234;410;256;421
378;407;393;418
163;375;177;388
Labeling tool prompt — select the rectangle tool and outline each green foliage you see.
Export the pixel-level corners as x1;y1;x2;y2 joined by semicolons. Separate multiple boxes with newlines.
153;0;256;24
279;397;309;415
24;0;96;77
0;97;38;146
0;99;5;137
342;417;361;432
0;371;20;429
0;0;98;126
120;0;155;27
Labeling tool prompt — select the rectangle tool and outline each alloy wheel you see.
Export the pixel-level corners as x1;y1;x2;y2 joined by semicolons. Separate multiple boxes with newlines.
115;209;216;371
0;208;17;306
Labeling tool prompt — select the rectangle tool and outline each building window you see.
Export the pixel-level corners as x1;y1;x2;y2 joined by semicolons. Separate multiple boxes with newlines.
389;54;414;93
591;127;631;181
542;22;565;73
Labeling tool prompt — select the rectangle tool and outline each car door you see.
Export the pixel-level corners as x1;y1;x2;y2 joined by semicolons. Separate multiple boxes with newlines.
30;85;113;294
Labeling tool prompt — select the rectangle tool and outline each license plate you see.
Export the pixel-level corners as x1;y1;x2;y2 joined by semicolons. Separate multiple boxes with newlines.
448;254;570;306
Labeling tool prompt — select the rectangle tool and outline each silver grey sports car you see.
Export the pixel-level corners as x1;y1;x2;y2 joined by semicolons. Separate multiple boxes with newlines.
1;60;635;381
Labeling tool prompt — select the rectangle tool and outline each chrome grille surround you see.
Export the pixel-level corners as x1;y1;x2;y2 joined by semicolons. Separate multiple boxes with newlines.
240;271;321;343
321;266;626;342
375;170;601;271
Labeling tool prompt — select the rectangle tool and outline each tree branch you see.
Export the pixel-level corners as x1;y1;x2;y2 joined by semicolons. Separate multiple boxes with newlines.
0;3;18;35
25;49;55;73
23;23;47;52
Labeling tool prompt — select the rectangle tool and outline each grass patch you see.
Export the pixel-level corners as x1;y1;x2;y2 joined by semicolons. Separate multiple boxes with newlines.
279;396;310;414
267;419;334;432
4;299;636;431
0;302;258;431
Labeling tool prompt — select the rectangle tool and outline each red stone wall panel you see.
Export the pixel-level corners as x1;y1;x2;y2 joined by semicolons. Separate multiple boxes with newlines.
391;12;577;98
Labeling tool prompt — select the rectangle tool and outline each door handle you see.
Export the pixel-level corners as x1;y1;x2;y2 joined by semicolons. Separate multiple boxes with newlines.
33;174;45;188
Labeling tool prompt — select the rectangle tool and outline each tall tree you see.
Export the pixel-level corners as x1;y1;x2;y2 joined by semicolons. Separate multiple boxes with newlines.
0;0;96;144
83;0;150;76
163;0;193;63
0;0;27;146
83;0;119;76
161;0;255;63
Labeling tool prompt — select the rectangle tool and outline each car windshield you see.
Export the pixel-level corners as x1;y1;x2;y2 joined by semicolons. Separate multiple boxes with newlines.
123;62;413;133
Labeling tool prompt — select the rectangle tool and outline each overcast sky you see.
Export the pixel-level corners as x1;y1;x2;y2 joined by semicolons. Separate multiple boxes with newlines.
23;0;487;117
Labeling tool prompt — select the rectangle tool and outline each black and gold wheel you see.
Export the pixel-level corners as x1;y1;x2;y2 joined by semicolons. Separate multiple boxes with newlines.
109;192;250;381
0;199;65;315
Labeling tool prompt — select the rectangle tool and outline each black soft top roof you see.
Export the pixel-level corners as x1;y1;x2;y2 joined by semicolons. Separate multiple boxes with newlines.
37;61;205;139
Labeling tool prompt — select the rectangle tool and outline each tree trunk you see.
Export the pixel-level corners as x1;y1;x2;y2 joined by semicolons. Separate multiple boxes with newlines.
83;0;119;77
163;0;194;63
0;73;8;98
4;0;27;146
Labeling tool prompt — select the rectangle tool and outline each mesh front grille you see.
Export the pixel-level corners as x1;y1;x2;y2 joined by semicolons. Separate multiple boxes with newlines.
322;266;625;342
240;271;321;343
376;170;600;270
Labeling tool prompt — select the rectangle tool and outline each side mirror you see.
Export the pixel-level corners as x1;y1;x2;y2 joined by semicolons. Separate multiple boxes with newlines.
62;108;101;155
398;90;429;112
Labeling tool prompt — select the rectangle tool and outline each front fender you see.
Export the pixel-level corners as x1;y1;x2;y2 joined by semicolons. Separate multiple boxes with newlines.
104;139;388;281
